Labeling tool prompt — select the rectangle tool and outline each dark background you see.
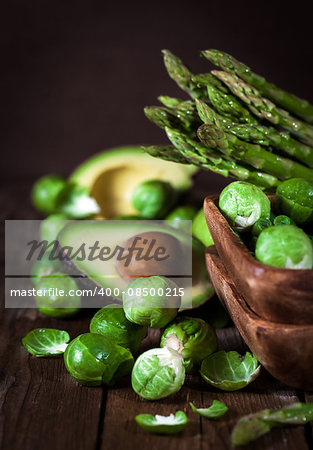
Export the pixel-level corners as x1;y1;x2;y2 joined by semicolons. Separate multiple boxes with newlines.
1;0;313;187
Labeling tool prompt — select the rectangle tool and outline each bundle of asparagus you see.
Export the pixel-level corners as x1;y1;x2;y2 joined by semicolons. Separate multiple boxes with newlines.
143;50;313;189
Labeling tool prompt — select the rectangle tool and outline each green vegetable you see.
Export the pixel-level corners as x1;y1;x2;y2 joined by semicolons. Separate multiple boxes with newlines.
40;214;69;242
31;174;67;214
251;218;272;237
132;179;176;219
135;411;188;434
273;215;294;226
192;208;214;247
22;328;70;357
131;347;185;400
30;251;61;284
189;400;228;419
255;225;313;269
200;351;260;391
219;181;271;231
123;276;180;328
160;317;217;373
202;49;313;124
166;205;197;232
57;183;100;218
35;273;81;318
231;402;313;447
64;333;134;386
276;178;313;225
89;305;147;355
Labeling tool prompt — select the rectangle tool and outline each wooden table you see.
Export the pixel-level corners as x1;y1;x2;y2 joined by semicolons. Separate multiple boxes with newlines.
1;182;313;450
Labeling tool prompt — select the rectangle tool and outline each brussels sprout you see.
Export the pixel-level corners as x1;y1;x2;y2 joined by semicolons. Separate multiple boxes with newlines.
276;178;313;225
31;174;67;214
22;328;70;357
89;305;147;354
255;225;313;269
64;333;134;386
160;317;218;373
30;251;61;284
40;214;69;242
35;273;81;318
200;351;260;391
192;209;214;247
132;180;176;219
189;400;228;419
123;276;180;328
273;215;294;226
166;206;197;232
219;181;271;231
251;218;272;237
135;411;188;434
57;183;100;218
131;347;185;400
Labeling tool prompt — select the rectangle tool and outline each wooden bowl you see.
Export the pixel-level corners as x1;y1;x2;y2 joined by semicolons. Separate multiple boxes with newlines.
204;195;313;325
206;246;313;390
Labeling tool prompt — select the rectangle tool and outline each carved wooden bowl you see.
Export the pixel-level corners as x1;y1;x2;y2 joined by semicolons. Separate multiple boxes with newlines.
204;195;313;325
205;246;313;390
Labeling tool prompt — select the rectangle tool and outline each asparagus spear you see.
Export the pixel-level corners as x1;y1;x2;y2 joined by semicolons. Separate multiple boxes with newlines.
197;122;313;181
196;99;313;167
141;145;191;165
164;127;279;188
144;105;199;137
202;49;313;124
191;73;229;93
162;50;206;99
158;96;182;107
213;70;313;146
232;402;313;446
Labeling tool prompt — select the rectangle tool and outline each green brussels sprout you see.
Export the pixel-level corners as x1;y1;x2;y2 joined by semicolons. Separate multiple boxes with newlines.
219;181;271;231
31;174;67;214
35;273;81;318
57;183;100;218
64;333;134;386
89;305;148;354
166;206;197;232
132;180;176;219
276;178;313;225
255;225;313;269
160;317;218;373
135;411;188;434
40;213;69;242
131;347;185;400
251;218;272;237
273;215;294;226
192;209;214;247
123;276;180;328
30;251;61;284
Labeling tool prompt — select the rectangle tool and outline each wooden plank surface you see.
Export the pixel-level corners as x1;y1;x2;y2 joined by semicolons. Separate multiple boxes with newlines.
0;182;312;450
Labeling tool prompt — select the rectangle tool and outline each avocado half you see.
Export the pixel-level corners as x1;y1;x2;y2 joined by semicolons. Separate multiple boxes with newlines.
70;146;197;218
58;220;213;310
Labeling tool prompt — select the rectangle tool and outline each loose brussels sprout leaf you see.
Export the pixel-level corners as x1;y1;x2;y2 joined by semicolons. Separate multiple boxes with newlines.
276;178;313;226
132;179;176;219
219;181;270;231
57;183;100;218
135;411;188;434
89;305;147;355
123;276;180;328
160;317;218;373
64;333;134;386
22;328;70;357
131;347;185;400
232;402;313;447
255;225;313;269
189;400;228;419
200;351;260;391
